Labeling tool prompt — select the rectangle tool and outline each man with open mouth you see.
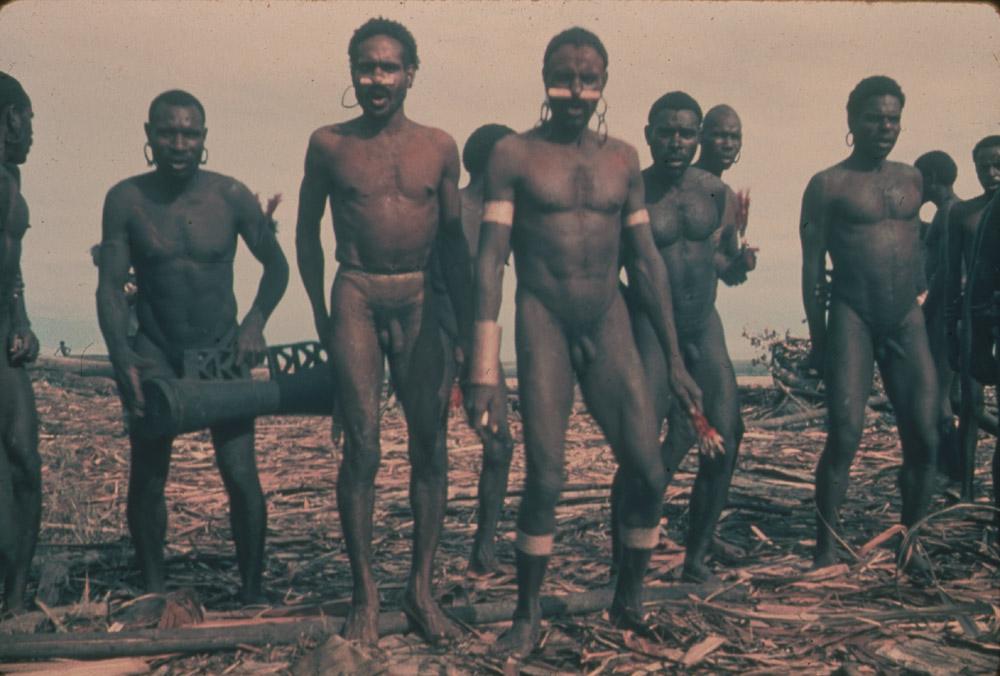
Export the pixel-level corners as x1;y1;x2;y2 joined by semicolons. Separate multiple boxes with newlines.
295;18;472;647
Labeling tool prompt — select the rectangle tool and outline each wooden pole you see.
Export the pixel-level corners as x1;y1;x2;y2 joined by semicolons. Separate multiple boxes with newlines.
0;583;739;660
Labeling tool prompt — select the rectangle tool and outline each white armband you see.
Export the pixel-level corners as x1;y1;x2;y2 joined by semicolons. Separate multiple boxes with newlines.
625;208;650;228
482;200;514;227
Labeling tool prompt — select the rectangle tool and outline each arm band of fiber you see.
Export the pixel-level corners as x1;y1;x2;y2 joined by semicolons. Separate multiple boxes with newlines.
482;200;514;227
469;320;502;385
625;208;650;228
622;526;660;549
515;530;554;556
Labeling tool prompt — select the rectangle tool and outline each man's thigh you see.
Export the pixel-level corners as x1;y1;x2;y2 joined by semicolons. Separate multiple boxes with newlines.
515;291;575;465
878;307;937;427
0;362;39;491
825;301;876;435
577;295;659;468
329;274;386;438
629;307;672;423
390;293;449;437
688;311;740;436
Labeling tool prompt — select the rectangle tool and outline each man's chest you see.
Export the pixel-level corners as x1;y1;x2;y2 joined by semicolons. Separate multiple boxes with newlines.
328;139;443;203
128;199;237;263
833;174;920;224
520;153;629;214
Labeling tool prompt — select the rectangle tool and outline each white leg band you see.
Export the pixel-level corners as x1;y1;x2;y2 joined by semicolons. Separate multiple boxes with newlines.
515;530;554;556
622;526;660;550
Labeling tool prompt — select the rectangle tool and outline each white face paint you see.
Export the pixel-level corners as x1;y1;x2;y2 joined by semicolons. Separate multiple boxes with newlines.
546;87;601;101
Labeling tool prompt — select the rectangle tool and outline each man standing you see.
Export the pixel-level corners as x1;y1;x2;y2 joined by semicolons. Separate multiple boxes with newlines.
467;28;700;657
614;91;754;583
694;104;742;179
0;72;41;613
946;136;1000;498
452;124;516;575
800;76;937;574
295;19;471;645
97;90;289;604
914;151;960;480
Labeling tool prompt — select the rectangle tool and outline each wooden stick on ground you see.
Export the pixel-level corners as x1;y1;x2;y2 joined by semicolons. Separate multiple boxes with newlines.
0;583;744;660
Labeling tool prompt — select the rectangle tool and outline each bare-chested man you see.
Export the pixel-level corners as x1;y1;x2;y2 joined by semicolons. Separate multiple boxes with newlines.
694;104;742;179
295;19;471;645
801;76;937;574
97;90;289;604
0;72;40;613
946;136;1000;499
467;28;701;657
613;91;755;583
440;123;516;575
960;191;999;527
914;151;960;479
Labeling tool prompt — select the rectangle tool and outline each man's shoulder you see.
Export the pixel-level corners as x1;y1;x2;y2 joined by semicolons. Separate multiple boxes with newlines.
308;123;350;150
406;120;456;148
886;160;922;182
600;134;640;161
952;194;989;224
199;170;254;204
105;174;149;204
805;163;846;196
686;167;726;193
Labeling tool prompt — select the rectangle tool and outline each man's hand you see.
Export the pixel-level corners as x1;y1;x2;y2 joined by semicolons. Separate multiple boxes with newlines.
669;358;702;416
7;326;39;366
112;349;156;418
236;310;267;367
465;382;501;437
719;244;759;286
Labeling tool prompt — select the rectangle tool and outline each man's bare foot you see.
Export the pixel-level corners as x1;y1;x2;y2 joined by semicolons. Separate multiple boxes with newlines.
681;559;718;584
609;600;656;638
341;603;380;646
489;616;541;659
468;541;498;576
813;547;838;569
240;587;271;607
401;590;462;644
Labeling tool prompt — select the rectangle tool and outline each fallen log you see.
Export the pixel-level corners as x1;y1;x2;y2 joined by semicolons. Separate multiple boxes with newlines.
752;395;887;430
0;582;743;660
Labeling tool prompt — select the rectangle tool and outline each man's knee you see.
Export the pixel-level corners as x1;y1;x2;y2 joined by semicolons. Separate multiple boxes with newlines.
341;429;382;483
483;430;514;470
826;415;864;456
8;440;41;494
525;463;565;510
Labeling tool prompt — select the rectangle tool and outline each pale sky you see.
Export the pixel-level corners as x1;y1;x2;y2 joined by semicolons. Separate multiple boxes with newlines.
1;0;997;359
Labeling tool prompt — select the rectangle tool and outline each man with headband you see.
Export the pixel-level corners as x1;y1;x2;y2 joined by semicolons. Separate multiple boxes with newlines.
611;91;752;584
296;18;472;645
466;27;701;657
97;89;289;604
0;71;41;613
